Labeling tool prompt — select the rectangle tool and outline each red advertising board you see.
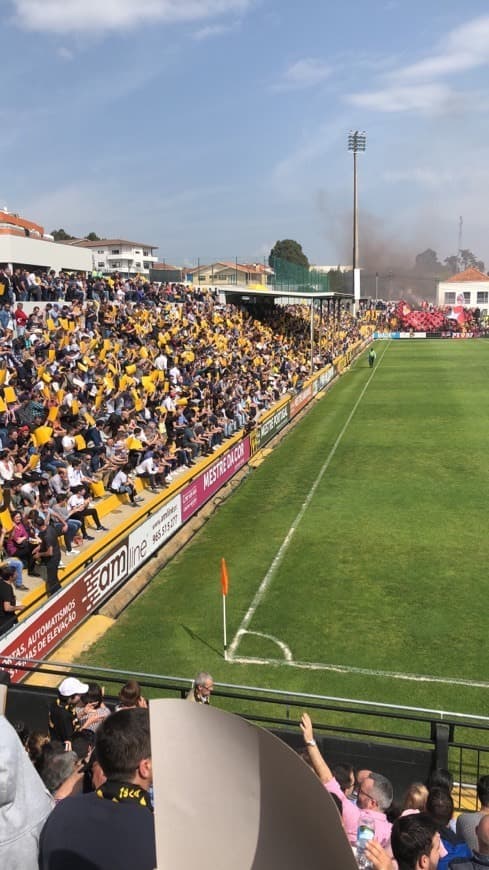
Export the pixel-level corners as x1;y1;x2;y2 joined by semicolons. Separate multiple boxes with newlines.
181;438;250;522
290;385;313;418
0;539;129;682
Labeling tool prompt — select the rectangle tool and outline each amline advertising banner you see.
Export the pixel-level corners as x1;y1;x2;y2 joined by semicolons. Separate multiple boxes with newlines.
0;356;345;679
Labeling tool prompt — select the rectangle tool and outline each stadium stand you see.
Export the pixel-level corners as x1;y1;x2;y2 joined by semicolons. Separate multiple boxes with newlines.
0;271;369;610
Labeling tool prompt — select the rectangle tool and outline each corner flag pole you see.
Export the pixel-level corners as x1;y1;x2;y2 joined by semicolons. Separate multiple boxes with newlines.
221;558;229;659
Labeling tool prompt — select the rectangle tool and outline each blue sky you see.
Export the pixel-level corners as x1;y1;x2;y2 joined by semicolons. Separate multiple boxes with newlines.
1;0;489;268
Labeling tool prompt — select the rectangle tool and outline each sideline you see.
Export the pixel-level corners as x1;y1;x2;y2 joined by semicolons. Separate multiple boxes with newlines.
227;341;391;661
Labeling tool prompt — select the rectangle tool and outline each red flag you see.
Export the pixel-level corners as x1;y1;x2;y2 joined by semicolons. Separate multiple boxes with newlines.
220;558;229;596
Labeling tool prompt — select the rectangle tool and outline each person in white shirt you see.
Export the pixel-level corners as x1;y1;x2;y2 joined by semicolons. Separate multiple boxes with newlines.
134;455;165;492
66;489;107;539
110;466;141;506
154;352;167;371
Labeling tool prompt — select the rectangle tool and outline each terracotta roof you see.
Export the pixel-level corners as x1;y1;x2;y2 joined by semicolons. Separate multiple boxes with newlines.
446;267;489;283
59;238;158;250
0;211;44;236
152;262;182;271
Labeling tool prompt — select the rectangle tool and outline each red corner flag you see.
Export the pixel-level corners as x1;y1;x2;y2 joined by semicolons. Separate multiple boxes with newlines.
220;558;229;596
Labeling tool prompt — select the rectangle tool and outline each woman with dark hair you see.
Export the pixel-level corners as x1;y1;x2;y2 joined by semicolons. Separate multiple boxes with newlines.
6;511;40;576
116;680;148;710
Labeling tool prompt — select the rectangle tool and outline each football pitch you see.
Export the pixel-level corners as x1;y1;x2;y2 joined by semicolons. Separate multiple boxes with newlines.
78;341;489;715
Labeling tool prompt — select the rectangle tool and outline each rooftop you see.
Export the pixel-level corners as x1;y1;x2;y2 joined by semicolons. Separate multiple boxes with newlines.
59;238;158;250
446;267;489;283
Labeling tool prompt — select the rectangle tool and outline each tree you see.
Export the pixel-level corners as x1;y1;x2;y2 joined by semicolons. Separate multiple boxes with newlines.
413;248;443;274
443;250;485;275
85;232;101;241
51;228;75;241
459;249;485;272
269;239;309;269
444;255;459;275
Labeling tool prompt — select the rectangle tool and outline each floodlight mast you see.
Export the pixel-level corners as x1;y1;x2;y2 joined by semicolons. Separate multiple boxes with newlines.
348;131;366;314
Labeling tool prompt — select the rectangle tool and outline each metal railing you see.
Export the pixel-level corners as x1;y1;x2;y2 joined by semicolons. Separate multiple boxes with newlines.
3;657;489;807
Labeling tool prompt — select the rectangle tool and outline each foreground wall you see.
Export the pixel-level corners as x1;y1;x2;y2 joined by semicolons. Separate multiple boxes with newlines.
0;339;365;681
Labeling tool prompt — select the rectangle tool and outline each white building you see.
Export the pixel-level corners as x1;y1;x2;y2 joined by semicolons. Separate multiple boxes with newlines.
62;239;158;276
0;210;92;273
311;264;352;273
437;267;489;314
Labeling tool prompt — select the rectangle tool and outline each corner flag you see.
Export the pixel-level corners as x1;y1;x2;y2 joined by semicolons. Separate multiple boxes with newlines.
221;558;229;658
221;558;229;596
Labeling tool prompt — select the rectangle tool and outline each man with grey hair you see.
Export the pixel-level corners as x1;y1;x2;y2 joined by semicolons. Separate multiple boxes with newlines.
300;712;393;847
358;772;394;813
186;671;214;704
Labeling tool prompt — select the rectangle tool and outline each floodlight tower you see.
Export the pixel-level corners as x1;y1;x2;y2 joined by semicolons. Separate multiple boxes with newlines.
348;130;366;313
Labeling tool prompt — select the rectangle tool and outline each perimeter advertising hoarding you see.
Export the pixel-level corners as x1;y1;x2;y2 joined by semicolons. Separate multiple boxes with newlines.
289;384;313;418
312;365;335;396
181;438;250;522
0;539;131;681
128;495;181;564
253;404;289;451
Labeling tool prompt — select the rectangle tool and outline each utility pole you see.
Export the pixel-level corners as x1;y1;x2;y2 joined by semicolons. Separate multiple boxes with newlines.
458;216;463;272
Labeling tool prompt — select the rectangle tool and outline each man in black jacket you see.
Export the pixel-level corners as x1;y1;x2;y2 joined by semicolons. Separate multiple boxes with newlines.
39;707;156;870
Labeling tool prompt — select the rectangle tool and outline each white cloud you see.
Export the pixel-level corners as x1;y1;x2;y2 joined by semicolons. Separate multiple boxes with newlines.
348;14;489;114
57;46;74;61
394;15;489;81
383;167;454;187
10;0;251;34
274;58;331;92
348;82;453;113
192;21;238;40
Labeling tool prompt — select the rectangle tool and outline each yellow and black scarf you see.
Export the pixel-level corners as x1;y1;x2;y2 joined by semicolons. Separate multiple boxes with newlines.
96;780;152;811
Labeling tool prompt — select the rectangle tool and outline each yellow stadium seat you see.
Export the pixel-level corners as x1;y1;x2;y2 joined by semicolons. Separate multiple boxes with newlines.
90;480;105;498
32;426;53;447
26;453;40;471
3;386;17;404
0;509;13;532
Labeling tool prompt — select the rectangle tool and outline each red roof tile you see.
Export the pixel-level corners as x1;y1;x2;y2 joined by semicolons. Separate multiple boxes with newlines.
446;267;489;283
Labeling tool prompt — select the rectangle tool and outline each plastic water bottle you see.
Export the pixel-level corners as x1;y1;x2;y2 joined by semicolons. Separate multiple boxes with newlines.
356;812;375;869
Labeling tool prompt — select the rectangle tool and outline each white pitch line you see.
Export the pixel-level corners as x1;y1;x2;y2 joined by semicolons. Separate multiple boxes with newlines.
230;654;489;689
228;342;390;660
244;630;293;661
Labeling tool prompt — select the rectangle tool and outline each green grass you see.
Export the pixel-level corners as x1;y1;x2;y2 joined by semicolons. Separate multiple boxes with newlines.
77;341;489;717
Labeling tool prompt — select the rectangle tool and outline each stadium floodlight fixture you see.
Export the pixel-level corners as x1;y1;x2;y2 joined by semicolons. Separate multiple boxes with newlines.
348;131;366;153
347;131;367;311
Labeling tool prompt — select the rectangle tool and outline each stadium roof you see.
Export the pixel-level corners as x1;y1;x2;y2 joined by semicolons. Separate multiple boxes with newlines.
217;286;352;302
446;267;489;283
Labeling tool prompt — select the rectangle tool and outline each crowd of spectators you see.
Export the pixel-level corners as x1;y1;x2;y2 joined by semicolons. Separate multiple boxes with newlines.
0;268;368;611
299;712;489;869
1;674;487;869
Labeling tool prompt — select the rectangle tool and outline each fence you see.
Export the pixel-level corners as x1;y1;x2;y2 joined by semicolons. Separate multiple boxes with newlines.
269;256;330;294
